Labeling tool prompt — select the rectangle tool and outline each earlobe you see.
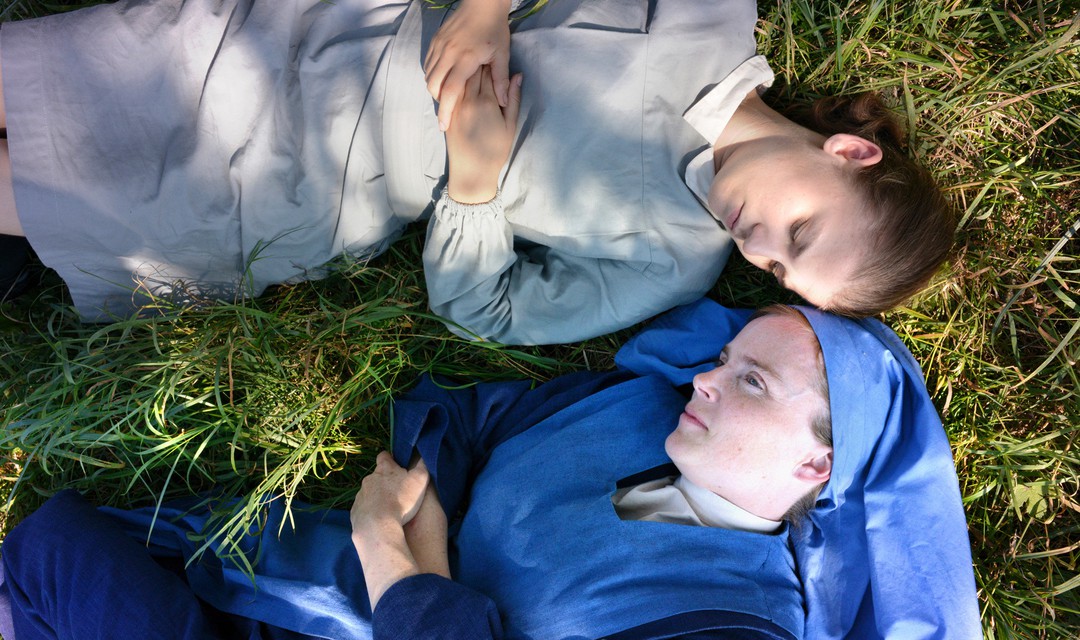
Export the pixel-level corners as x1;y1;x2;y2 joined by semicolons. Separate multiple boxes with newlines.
824;133;882;168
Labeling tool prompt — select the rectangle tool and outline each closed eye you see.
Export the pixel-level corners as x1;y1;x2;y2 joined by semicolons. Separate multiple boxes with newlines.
791;218;816;259
790;219;806;241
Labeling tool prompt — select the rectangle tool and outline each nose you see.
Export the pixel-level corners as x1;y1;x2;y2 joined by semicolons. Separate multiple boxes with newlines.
739;224;780;261
692;367;724;401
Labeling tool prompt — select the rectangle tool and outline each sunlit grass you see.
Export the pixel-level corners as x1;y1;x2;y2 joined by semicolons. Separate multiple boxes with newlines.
0;0;1077;637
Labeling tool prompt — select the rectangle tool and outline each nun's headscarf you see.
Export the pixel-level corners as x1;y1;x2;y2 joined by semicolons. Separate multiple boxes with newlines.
616;299;980;639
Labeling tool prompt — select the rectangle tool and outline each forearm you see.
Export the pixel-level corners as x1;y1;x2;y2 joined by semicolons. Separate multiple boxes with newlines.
424;192;677;344
353;520;422;610
404;484;451;578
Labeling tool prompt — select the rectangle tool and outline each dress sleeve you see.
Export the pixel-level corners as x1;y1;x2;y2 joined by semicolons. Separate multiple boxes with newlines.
391;369;632;523
372;575;789;640
372;574;503;640
424;189;681;345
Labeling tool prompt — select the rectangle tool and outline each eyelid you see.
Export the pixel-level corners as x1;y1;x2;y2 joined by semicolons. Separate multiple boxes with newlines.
744;372;765;391
790;219;806;242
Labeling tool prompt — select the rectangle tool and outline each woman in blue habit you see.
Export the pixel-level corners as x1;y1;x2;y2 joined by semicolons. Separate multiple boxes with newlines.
0;299;980;639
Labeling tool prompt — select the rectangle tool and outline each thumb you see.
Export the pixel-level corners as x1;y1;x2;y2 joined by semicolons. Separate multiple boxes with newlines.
503;73;523;131
492;52;511;107
409;457;430;481
400;459;430;524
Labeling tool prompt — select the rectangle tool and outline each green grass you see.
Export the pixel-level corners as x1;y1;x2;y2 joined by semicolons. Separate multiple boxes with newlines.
1;0;1078;637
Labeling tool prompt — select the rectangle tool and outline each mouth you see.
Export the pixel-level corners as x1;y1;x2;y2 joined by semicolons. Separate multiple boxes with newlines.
726;205;742;234
680;409;707;431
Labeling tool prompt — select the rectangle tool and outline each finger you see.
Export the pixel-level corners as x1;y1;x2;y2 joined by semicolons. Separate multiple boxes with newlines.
375;450;398;470
423;40;441;77
409;457;430;482
491;52;511;107
479;65;495;99
421;51;438;87
503;73;524;131
426;54;449;100
441;67;482;131
437;93;458;132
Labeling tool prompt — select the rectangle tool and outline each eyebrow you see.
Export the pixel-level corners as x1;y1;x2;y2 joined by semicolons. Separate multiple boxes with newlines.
744;355;783;385
721;347;781;382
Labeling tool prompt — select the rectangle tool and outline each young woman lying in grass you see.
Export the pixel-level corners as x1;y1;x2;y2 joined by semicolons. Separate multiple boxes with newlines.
0;0;953;344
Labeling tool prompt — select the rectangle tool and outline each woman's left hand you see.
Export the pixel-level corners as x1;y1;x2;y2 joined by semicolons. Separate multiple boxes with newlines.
424;0;512;133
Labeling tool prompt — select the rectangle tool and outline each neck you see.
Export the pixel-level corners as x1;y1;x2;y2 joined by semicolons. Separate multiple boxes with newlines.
710;481;801;523
712;91;824;172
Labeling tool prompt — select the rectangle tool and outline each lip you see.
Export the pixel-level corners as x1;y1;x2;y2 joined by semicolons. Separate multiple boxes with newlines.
726;205;742;234
680;409;707;431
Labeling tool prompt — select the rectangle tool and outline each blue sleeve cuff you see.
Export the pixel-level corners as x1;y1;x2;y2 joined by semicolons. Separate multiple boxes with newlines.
373;573;503;640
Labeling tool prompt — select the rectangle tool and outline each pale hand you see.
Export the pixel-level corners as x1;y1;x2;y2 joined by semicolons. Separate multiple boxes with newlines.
350;452;430;534
425;0;512;132
445;67;523;204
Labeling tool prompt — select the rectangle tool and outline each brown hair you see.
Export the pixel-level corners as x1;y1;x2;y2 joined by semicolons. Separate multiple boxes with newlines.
748;305;832;525
791;93;955;317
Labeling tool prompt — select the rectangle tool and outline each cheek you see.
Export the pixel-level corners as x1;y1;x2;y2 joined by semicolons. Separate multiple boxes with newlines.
706;185;726;222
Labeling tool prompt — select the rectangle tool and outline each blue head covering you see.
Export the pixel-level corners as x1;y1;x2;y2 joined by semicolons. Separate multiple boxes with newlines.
616;298;980;639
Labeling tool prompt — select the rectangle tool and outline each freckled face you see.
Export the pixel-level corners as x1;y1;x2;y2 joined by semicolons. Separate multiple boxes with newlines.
665;314;828;500
707;137;870;307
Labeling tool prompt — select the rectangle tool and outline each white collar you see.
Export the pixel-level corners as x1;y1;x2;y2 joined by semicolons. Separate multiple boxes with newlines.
675;475;781;533
681;55;775;210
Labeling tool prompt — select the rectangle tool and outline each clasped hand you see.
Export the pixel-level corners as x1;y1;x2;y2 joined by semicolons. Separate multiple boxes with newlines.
444;66;523;204
351;451;430;533
350;452;449;609
424;0;513;132
424;0;521;204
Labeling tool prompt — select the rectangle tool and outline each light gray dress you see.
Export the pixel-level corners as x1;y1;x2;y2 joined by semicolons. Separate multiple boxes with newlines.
2;0;762;343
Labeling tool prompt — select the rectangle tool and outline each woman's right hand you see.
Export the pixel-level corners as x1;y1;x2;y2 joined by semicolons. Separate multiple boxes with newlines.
425;0;512;132
445;66;523;204
351;452;430;534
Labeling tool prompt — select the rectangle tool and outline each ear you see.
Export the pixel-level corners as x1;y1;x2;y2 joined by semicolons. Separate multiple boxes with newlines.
823;133;882;168
794;450;833;484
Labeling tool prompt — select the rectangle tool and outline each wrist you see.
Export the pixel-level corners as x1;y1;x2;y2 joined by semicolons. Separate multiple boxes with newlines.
352;523;422;610
447;176;500;204
352;516;405;553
